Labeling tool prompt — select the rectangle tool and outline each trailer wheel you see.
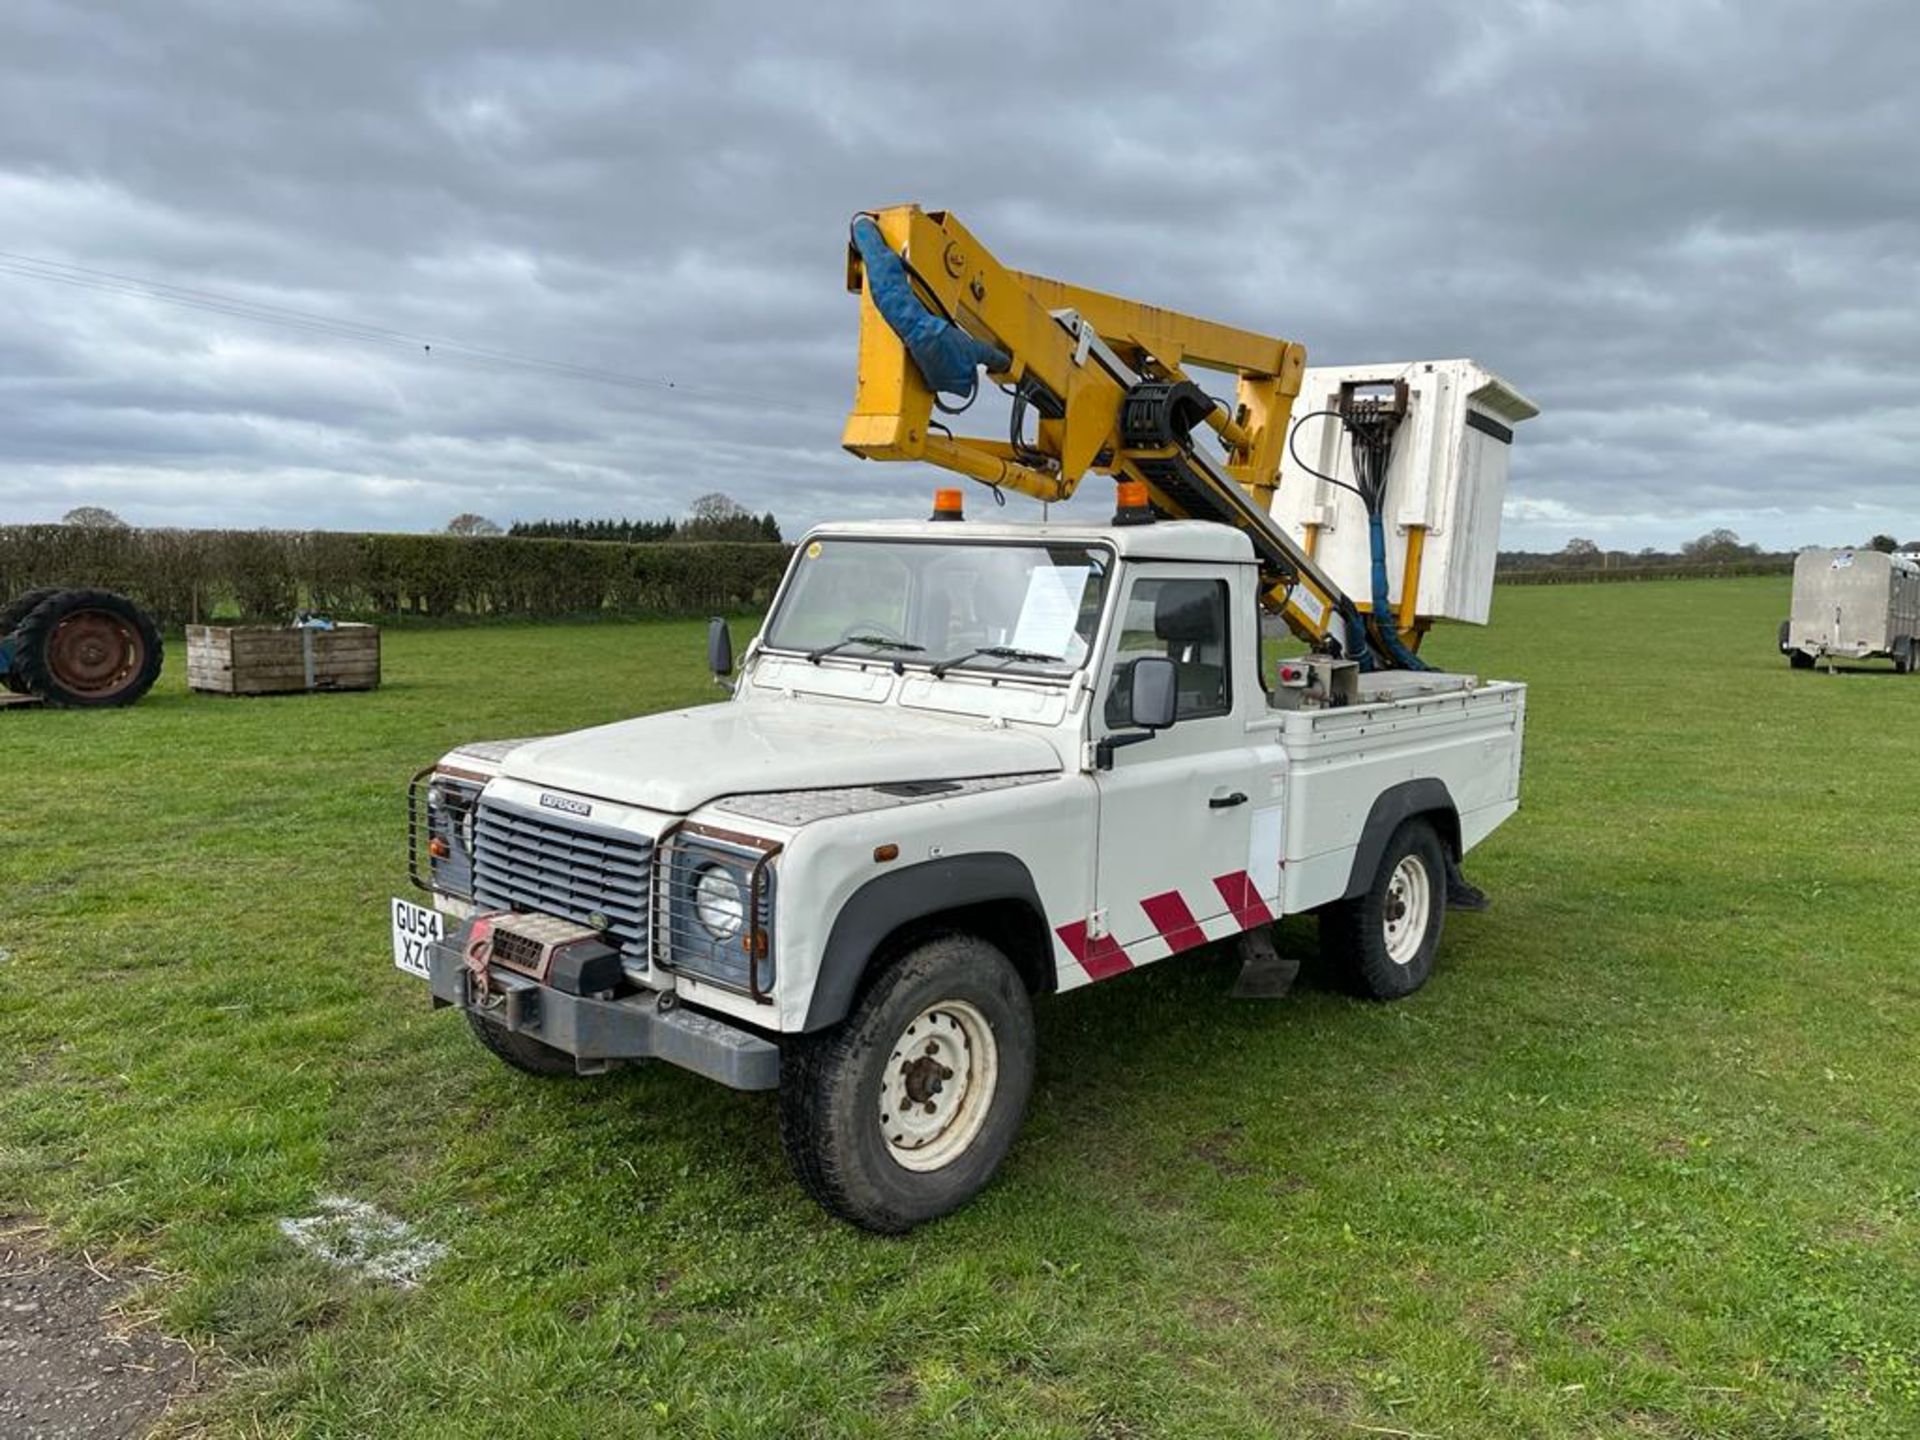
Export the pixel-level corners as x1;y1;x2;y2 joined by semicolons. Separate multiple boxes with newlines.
0;587;67;693
779;935;1035;1232
1320;817;1447;1000
1788;649;1815;670
464;1009;580;1077
1894;637;1914;675
12;589;163;707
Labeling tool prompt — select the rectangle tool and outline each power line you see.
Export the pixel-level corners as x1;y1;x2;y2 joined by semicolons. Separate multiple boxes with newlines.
0;249;821;417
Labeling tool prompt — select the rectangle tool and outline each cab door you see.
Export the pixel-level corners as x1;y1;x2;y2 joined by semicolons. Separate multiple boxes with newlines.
1076;564;1275;980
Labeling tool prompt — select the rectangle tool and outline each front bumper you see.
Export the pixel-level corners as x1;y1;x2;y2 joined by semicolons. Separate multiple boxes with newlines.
425;935;779;1091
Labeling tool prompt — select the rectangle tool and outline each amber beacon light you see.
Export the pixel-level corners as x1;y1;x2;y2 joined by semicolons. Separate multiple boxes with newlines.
1112;479;1154;526
929;488;965;521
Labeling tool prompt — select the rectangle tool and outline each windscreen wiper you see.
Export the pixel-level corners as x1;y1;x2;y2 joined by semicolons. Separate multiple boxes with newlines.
929;645;1063;679
805;635;926;665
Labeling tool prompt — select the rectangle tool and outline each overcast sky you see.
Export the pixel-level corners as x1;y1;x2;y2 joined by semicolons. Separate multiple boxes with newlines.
2;0;1915;551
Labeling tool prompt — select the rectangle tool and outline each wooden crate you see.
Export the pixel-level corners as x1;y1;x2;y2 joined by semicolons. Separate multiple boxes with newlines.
186;624;381;696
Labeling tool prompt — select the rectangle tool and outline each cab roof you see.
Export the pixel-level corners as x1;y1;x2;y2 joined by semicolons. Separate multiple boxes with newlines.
804;517;1258;564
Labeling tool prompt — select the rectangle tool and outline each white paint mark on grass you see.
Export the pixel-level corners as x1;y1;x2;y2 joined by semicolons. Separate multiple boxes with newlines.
278;1196;446;1288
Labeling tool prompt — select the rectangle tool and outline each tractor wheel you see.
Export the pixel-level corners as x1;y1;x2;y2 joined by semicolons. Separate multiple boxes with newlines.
12;589;163;707
1;587;68;695
0;587;67;636
0;587;68;693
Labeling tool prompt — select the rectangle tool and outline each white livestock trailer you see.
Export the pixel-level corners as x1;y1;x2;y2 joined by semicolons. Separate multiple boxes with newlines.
1780;548;1920;671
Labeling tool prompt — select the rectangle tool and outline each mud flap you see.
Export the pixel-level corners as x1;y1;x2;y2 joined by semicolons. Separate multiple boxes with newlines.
1445;854;1490;912
1230;926;1300;1000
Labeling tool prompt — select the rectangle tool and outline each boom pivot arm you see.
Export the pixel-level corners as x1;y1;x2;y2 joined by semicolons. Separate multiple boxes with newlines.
841;205;1354;652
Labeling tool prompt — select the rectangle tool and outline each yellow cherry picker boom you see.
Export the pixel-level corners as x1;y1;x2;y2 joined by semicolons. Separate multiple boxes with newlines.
841;204;1522;670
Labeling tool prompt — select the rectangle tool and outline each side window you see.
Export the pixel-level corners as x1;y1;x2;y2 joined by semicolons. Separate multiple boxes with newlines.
1103;577;1232;727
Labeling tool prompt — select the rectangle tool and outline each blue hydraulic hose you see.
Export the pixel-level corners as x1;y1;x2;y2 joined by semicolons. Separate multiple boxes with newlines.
1368;507;1432;671
850;217;1009;402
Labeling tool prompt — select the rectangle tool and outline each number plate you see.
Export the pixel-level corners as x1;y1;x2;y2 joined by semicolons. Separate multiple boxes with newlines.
391;897;445;980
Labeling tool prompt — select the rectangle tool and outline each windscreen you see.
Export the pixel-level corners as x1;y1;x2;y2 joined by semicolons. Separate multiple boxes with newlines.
763;538;1112;676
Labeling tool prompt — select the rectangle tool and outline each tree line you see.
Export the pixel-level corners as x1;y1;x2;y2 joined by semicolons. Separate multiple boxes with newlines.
1498;528;1919;573
60;492;787;547
502;492;781;544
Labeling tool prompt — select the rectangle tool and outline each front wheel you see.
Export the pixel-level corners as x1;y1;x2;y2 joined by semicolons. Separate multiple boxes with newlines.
464;1009;580;1077
779;935;1035;1233
1319;818;1447;1000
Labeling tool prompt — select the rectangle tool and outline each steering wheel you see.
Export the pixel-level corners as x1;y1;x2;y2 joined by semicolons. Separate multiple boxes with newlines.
840;618;908;644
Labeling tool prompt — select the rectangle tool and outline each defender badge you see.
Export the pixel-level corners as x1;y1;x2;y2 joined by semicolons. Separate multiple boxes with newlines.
539;792;592;817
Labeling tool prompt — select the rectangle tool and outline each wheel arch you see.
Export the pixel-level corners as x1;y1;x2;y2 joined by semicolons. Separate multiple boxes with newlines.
802;853;1054;1032
1339;778;1460;902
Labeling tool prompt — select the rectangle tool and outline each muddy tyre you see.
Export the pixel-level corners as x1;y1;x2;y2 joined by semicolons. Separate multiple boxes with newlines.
464;1009;580;1077
12;588;163;707
0;587;67;693
0;587;66;636
779;935;1035;1233
1319;818;1447;1000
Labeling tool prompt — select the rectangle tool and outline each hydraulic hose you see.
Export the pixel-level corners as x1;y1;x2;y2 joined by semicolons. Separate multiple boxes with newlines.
1366;506;1431;671
849;217;1009;403
1342;393;1432;673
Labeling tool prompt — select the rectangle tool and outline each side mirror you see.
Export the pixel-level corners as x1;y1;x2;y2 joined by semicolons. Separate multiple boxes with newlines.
707;617;734;679
1097;655;1179;770
1128;655;1178;731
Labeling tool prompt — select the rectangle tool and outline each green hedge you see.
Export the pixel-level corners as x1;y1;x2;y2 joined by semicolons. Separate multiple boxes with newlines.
1497;559;1795;586
0;526;794;626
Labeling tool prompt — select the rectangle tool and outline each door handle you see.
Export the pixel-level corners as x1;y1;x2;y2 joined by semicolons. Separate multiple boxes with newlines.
1209;791;1249;809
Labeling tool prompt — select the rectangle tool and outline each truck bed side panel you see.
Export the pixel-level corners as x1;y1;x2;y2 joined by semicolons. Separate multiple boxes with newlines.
1265;682;1525;916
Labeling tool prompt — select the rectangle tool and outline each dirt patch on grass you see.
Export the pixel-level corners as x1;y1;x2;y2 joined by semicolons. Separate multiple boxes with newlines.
1184;1293;1252;1330
1187;1125;1254;1178
0;1220;199;1439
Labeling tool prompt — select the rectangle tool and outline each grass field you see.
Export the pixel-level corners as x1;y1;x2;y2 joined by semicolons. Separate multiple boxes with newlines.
3;577;1918;1438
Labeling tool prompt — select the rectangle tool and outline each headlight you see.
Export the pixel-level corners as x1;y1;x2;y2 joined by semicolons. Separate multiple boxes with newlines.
693;864;745;939
429;779;477;852
662;840;777;996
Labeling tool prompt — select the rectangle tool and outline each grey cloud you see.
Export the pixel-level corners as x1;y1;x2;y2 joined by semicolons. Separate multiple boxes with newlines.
0;0;1916;550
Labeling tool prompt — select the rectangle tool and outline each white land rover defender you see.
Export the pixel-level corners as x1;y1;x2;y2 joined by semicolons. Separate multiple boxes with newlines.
393;513;1524;1231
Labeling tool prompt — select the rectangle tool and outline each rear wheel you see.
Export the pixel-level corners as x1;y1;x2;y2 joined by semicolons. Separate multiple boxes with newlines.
0;587;67;693
779;935;1035;1232
1320;818;1447;1000
12;589;163;707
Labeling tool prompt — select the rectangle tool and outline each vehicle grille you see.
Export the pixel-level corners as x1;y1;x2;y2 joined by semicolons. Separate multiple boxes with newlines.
471;799;651;962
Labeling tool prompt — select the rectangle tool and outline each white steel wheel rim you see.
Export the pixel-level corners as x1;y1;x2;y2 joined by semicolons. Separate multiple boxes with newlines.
1382;854;1432;966
879;1000;999;1173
